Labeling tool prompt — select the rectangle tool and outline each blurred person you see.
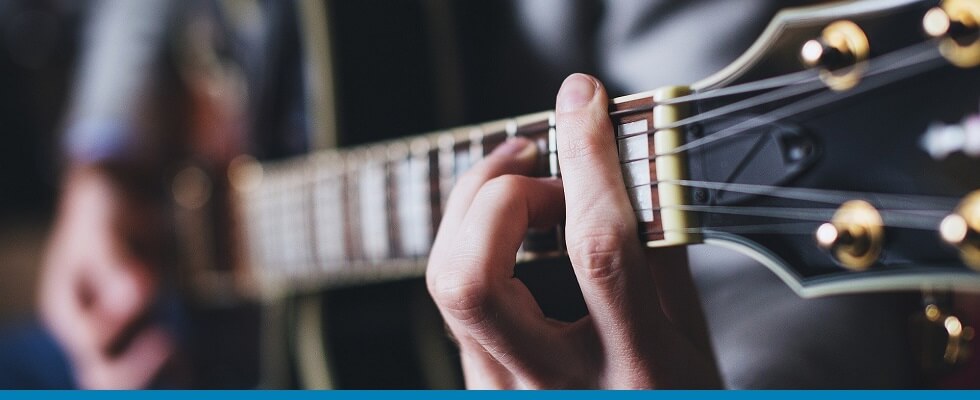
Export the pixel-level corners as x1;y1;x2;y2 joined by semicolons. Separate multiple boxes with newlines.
23;0;980;389
35;0;304;388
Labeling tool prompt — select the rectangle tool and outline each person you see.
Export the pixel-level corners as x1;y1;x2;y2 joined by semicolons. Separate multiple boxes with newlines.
35;0;303;388
29;0;975;389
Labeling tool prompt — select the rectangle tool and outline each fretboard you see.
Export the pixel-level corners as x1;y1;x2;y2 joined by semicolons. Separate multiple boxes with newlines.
237;88;694;295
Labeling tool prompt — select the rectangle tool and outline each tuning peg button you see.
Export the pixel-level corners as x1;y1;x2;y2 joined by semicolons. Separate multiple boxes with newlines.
923;0;980;68
800;20;870;91
816;200;883;271
801;39;854;71
940;190;980;271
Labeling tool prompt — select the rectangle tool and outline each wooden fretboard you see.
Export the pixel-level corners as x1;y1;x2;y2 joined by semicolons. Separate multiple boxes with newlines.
237;88;693;295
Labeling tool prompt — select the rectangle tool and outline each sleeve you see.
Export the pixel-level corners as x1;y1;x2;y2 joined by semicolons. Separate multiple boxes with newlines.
62;0;179;165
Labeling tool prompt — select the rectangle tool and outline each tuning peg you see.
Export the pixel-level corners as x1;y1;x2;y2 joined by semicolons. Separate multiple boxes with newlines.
940;190;980;271
801;39;854;70
815;200;884;271
923;0;980;68
800;20;869;91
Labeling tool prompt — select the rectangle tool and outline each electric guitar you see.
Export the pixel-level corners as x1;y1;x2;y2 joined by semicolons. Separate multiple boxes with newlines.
171;0;980;385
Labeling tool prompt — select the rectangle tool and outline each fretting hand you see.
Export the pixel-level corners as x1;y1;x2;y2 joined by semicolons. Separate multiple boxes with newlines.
426;74;722;389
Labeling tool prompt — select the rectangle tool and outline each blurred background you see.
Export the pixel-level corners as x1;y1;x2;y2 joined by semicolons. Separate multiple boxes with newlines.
0;0;586;389
0;0;79;324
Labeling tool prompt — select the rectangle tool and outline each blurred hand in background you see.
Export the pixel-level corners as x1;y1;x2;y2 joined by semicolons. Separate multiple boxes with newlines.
39;165;173;389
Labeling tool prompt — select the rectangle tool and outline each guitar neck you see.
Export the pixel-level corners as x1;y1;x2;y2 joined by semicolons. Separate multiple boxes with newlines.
237;89;687;295
189;0;980;302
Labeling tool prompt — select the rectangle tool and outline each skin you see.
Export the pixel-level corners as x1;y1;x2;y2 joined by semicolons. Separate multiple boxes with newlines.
426;74;722;388
39;166;174;389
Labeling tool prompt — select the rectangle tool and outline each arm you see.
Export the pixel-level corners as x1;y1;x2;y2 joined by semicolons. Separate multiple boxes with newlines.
40;0;179;388
426;74;721;388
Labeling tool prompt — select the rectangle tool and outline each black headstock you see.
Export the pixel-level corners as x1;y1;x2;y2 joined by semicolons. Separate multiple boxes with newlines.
679;0;980;296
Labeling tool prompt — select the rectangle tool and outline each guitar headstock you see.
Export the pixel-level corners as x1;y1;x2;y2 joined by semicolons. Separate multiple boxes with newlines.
613;0;980;297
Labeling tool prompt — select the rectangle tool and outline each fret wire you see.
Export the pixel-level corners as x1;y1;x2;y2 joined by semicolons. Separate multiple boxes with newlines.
469;126;484;161
318;171;333;279
506;118;518;139
437;132;455;217
427;144;443;252
412;138;435;258
344;152;362;266
386;142;408;261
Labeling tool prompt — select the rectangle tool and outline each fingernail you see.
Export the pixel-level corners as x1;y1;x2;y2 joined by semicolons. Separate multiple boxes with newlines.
493;137;537;161
556;73;597;112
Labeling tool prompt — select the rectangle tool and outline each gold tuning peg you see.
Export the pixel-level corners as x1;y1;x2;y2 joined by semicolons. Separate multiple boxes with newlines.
815;200;884;270
923;0;980;67
800;20;870;91
940;190;980;271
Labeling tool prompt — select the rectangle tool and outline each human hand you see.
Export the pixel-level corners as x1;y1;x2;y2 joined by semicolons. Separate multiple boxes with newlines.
426;74;721;388
39;166;174;389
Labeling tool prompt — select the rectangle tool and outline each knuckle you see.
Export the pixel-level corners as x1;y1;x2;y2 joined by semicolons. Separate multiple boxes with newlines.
451;169;490;196
476;175;526;204
566;224;631;282
427;258;493;325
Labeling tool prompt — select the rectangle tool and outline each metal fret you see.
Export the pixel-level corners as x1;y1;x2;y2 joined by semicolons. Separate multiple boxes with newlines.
506;118;518;139
468;126;484;162
281;159;315;279
313;153;346;269
396;138;434;257
437;132;456;214
479;119;510;155
343;151;364;266
386;142;410;260
547;111;559;177
359;147;391;263
617;120;655;222
243;166;275;286
264;165;288;279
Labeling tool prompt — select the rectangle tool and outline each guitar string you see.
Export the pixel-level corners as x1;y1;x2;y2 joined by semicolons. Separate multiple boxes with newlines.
632;204;947;230
612;40;940;143
635;179;961;209
640;222;824;237
608;38;930;118
252;43;950;267
608;69;821;118
646;43;946;158
273;40;941;174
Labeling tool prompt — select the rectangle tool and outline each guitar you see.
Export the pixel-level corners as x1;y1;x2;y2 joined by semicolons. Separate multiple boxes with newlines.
170;0;980;386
